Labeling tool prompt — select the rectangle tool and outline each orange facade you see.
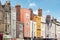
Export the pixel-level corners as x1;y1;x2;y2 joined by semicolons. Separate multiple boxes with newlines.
20;8;30;37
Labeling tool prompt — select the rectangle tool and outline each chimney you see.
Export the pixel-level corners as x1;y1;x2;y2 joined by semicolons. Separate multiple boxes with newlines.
29;8;33;20
6;0;10;3
53;19;57;23
54;19;57;22
38;8;42;16
6;0;10;5
15;5;21;21
46;15;51;24
52;17;57;23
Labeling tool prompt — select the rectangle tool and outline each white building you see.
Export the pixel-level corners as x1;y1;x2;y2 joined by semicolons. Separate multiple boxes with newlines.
41;22;46;38
49;22;56;38
56;22;60;39
30;20;36;40
41;17;46;38
16;21;24;38
11;7;16;38
41;17;56;39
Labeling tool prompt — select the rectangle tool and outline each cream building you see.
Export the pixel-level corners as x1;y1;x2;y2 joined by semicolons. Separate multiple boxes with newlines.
56;22;60;40
11;7;16;38
41;17;46;38
30;20;36;40
0;0;11;39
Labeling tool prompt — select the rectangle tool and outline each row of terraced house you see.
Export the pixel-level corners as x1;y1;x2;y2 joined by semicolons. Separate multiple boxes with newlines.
0;0;60;40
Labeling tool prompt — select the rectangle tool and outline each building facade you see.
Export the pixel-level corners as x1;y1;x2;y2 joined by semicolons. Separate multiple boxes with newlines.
20;8;30;39
11;7;16;38
45;15;51;38
56;22;60;39
41;22;46;38
0;0;11;35
33;16;42;38
49;22;56;38
41;17;46;38
16;5;31;40
30;20;36;40
16;21;24;39
0;0;11;40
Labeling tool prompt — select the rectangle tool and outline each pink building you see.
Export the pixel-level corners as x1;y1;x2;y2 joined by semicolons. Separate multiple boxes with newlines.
16;5;31;39
20;8;30;37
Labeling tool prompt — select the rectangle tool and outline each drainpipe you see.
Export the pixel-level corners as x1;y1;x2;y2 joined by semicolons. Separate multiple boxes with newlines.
55;23;56;40
32;21;33;40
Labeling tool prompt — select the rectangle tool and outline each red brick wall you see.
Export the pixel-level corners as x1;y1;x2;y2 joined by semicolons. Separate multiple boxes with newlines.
38;8;42;16
15;5;20;21
29;8;33;20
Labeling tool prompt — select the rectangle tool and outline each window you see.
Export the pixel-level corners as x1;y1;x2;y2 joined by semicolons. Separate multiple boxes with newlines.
0;12;3;21
26;13;29;19
26;31;28;36
5;25;7;32
26;22;29;26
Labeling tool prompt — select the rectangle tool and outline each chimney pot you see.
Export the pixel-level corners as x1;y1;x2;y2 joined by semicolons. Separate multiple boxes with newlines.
38;8;42;16
15;5;21;7
29;8;33;20
15;5;21;21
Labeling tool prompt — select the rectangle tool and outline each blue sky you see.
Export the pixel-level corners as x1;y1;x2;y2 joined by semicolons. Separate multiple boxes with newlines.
1;0;60;21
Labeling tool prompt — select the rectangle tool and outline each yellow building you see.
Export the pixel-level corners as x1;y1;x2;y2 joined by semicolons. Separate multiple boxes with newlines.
33;16;42;38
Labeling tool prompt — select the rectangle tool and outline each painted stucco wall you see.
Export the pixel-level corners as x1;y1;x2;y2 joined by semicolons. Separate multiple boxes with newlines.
11;7;16;38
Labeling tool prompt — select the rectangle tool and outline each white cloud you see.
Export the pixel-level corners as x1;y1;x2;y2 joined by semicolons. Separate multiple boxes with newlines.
43;10;54;19
46;10;50;14
33;10;38;15
33;10;51;15
29;3;36;7
43;10;51;16
33;10;50;16
43;10;50;14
